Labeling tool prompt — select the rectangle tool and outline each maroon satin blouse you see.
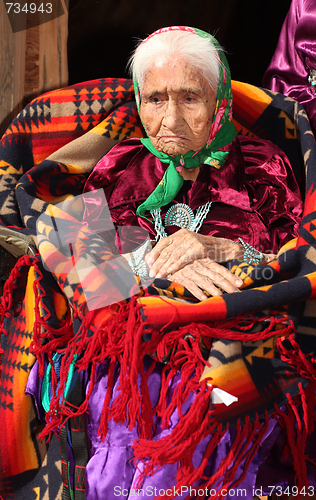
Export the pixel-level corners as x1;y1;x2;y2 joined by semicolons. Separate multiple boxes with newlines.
82;136;302;255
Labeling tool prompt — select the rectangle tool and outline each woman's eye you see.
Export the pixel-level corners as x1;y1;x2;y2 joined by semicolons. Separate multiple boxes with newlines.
184;95;197;103
149;96;163;104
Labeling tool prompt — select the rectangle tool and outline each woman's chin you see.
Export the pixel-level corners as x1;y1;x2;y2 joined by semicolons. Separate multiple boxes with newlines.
155;140;191;156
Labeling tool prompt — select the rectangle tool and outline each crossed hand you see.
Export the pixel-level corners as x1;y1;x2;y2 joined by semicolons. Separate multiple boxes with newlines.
145;229;245;301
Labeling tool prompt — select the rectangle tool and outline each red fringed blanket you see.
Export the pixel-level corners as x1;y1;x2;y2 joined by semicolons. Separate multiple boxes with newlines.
1;79;316;499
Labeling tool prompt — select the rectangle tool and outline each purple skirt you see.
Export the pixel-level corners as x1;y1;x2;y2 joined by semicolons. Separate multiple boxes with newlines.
27;355;316;500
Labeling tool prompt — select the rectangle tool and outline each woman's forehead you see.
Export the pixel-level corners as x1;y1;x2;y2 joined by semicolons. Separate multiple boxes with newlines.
142;58;212;96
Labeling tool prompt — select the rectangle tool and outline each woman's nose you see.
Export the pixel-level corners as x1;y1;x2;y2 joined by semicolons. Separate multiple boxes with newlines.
162;100;183;129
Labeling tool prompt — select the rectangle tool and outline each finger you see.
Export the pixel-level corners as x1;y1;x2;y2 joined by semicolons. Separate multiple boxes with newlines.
168;273;215;301
160;245;213;277
146;242;177;277
264;253;277;264
201;268;241;294
199;258;243;284
155;246;196;278
145;234;178;267
145;229;195;268
169;265;228;299
154;234;207;277
184;270;227;296
192;260;243;293
146;238;191;278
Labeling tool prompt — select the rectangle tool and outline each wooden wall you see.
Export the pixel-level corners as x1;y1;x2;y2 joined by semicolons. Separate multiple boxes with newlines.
0;2;26;138
0;0;69;138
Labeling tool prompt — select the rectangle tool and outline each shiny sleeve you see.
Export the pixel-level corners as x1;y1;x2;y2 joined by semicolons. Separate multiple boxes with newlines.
262;0;316;133
241;137;303;252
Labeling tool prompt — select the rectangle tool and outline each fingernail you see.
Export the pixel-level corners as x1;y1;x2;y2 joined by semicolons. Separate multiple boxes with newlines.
235;278;243;286
149;269;156;278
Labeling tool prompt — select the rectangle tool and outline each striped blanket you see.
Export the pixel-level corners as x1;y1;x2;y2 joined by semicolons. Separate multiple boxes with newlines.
1;78;316;499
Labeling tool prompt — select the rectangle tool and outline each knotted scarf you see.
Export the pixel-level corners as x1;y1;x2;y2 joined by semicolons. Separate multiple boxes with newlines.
134;26;237;218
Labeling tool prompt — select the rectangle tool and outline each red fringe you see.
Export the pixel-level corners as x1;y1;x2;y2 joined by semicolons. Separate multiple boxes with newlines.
31;261;73;377
0;254;33;338
35;299;311;498
2;257;315;498
0;254;32;371
273;335;316;497
0;254;75;441
133;402;270;500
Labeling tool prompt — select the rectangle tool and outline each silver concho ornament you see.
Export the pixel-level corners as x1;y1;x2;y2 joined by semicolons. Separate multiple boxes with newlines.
164;203;194;229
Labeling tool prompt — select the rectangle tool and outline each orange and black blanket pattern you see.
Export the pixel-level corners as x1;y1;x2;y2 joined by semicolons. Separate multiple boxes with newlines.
1;78;316;498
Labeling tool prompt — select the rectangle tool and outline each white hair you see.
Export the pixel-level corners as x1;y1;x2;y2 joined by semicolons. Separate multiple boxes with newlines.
128;29;220;95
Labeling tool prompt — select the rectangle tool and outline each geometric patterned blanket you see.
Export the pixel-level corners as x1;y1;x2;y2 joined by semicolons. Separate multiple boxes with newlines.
1;78;316;499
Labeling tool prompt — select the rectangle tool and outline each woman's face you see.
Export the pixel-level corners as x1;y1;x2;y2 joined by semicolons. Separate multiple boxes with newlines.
139;58;217;156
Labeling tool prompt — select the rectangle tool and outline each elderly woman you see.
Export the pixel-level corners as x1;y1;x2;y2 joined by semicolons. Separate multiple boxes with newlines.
66;27;306;499
22;25;312;500
83;27;301;300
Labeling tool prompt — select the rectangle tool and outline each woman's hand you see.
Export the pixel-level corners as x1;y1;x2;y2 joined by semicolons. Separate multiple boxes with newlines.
145;229;243;278
167;258;244;300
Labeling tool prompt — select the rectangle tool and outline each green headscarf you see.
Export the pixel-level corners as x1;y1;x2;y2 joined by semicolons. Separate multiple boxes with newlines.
134;26;237;218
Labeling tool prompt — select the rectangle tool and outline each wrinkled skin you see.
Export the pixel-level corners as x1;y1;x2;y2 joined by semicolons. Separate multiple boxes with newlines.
139;57;217;156
134;58;274;299
145;229;244;300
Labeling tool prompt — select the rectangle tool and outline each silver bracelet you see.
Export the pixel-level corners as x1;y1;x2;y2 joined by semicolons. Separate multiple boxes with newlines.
128;240;153;277
238;238;263;265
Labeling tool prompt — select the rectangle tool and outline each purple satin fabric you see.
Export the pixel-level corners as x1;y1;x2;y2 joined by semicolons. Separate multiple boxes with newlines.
84;359;260;499
84;360;316;499
263;0;316;133
83;136;302;255
26;355;316;499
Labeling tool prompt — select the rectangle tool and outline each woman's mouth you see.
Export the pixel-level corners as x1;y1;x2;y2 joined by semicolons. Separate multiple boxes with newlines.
160;135;185;142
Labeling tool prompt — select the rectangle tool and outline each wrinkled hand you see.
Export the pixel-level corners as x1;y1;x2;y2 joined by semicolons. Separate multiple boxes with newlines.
167;258;243;300
145;229;243;278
